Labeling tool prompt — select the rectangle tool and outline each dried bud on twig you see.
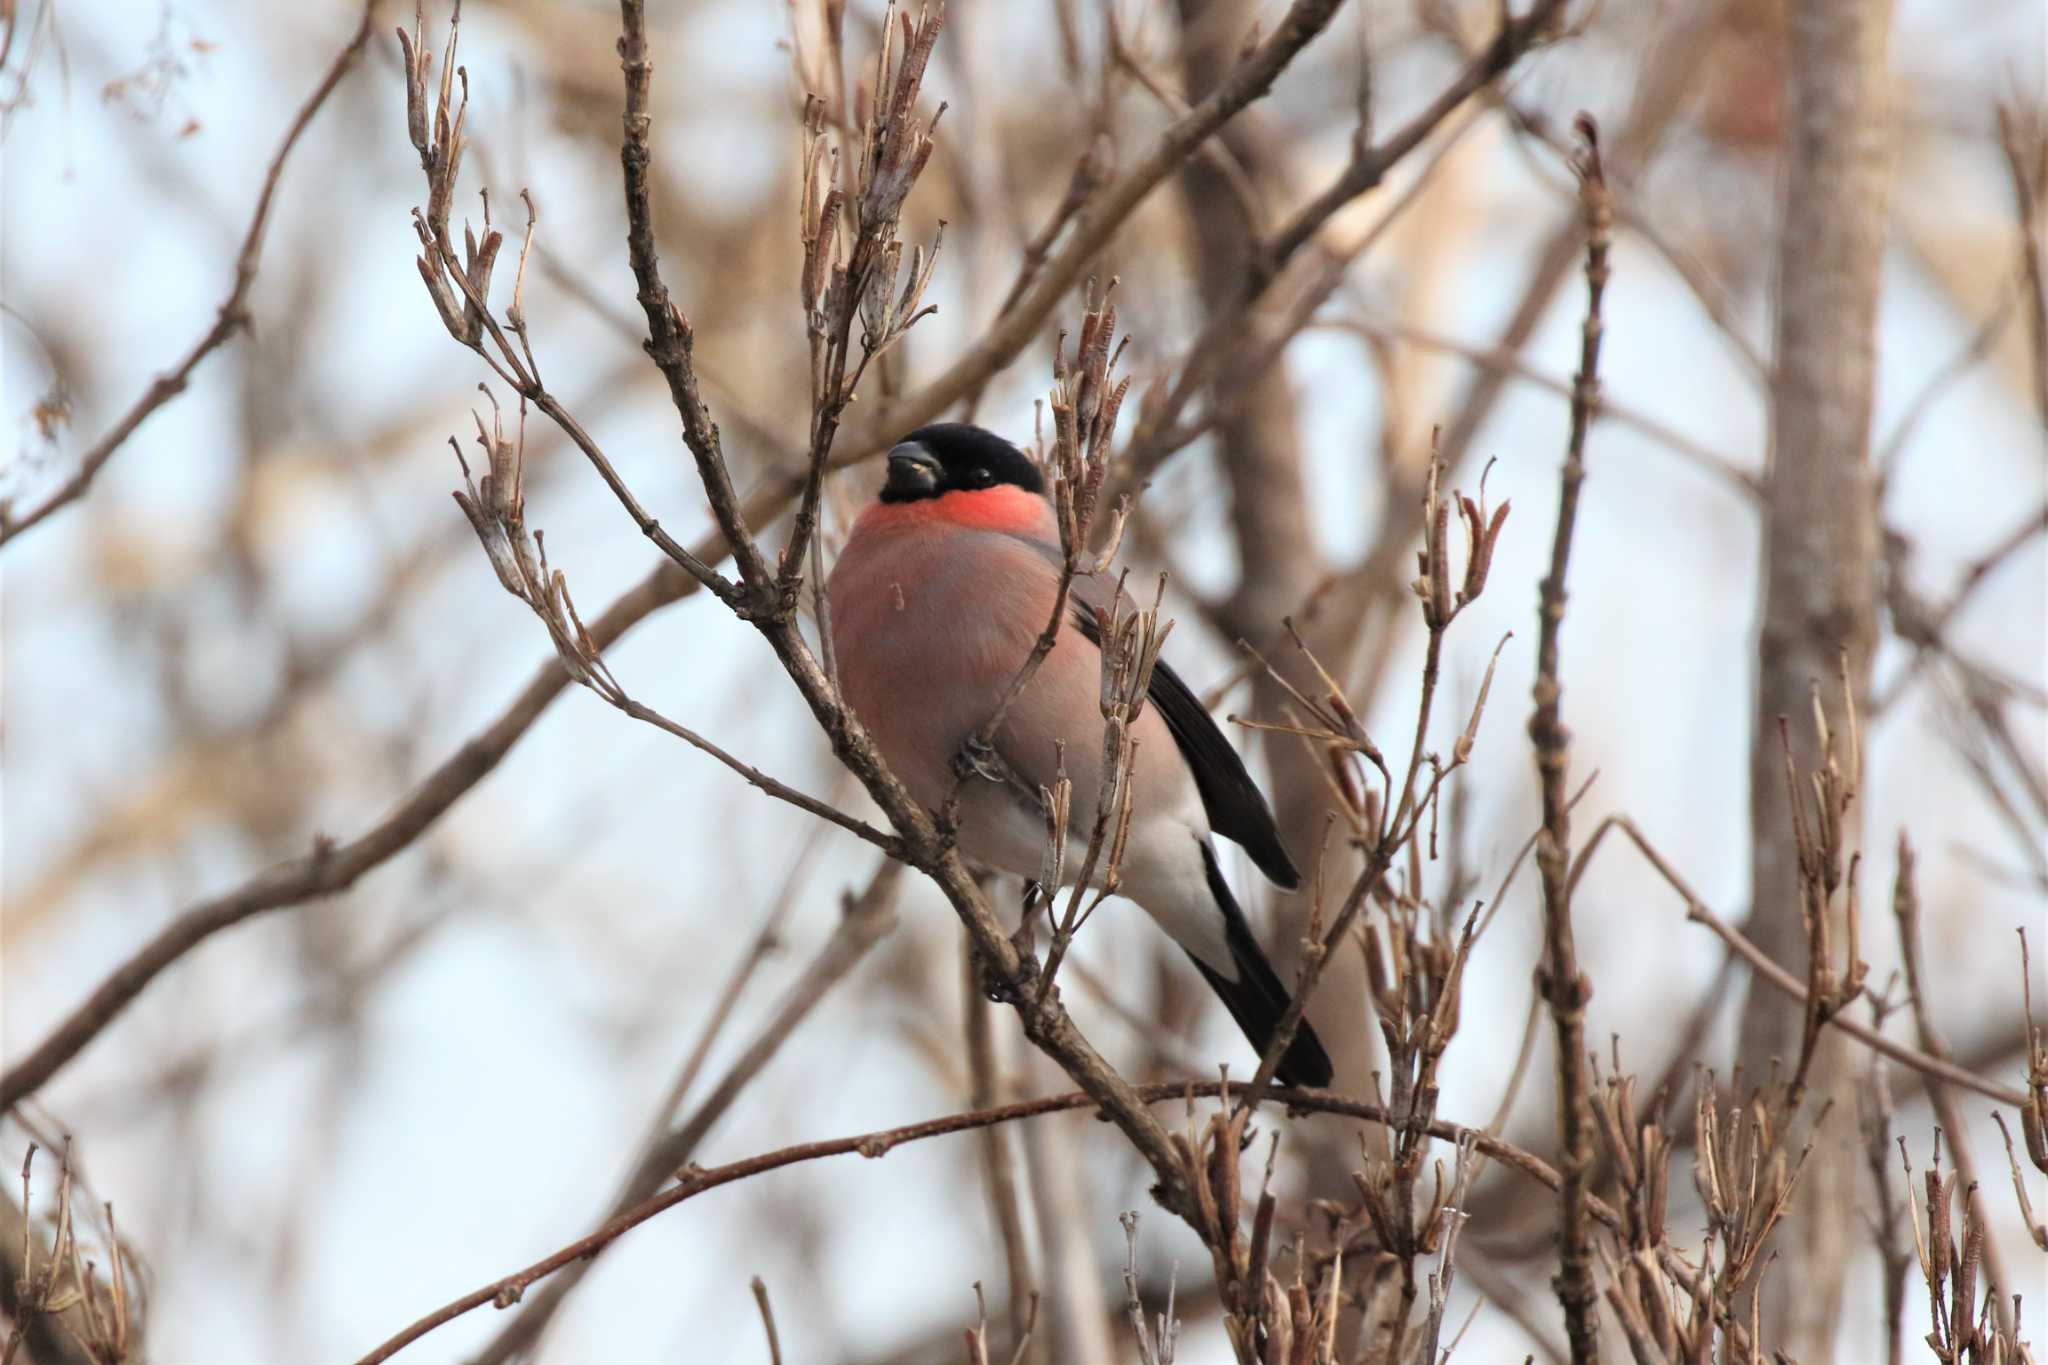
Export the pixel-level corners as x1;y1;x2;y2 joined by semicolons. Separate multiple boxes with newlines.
399;3;549;395
449;393;617;700
1411;432;1508;632
854;2;946;236
10;1141;134;1364
1047;278;1133;568
1771;655;1872;1100
1692;1071;1823;1299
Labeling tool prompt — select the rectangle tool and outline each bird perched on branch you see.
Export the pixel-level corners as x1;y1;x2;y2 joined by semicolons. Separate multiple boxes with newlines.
826;421;1333;1087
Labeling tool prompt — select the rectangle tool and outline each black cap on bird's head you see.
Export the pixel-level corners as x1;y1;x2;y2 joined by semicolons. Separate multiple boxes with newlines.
881;422;1046;503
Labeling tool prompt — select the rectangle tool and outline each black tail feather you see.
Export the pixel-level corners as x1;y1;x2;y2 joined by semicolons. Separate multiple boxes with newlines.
1188;841;1334;1088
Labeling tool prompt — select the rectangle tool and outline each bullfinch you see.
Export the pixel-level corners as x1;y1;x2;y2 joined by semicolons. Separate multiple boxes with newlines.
826;422;1335;1087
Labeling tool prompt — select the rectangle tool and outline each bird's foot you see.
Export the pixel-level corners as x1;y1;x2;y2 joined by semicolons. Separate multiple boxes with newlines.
972;941;1040;1006
950;735;1007;785
972;942;1010;1003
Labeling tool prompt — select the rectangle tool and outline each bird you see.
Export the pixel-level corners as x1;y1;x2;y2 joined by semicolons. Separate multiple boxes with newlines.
826;421;1334;1087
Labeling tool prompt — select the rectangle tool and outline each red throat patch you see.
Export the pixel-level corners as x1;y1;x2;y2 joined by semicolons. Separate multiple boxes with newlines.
857;484;1050;535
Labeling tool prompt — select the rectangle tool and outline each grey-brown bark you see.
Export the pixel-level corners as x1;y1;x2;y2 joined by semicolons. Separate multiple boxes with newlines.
1740;0;1893;1355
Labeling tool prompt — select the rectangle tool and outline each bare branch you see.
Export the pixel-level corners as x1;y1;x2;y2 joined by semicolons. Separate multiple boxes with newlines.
1323;315;1757;496
752;1278;784;1365
962;937;1037;1359
468;851;898;1363
0;500;773;1115
353;1078;1649;1365
0;2;376;547
1117;0;1572;494
1526;112;1610;1365
1573;813;2028;1108
1892;834;2016;1342
824;0;1359;465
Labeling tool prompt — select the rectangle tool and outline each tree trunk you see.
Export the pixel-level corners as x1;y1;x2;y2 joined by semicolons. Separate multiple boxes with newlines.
1740;0;1892;1356
1172;0;1379;1101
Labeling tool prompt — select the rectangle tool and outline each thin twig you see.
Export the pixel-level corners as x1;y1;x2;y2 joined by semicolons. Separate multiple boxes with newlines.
615;697;899;855
1491;83;1771;388
351;1078;1648;1365
0;490;786;1115
1874;500;2048;713
616;2;776;599
821;0;1357;466
467;853;900;1364
752;1277;784;1365
1858;990;1913;1365
1234;492;1513;1103
1575;812;2027;1108
1323;315;1756;495
660;809;844;1120
1889;833;2016;1341
0;2;377;546
398;6;739;603
1996;104;2048;429
1874;284;2021;484
963;938;1037;1357
1116;0;1571;495
1526;113;1609;1365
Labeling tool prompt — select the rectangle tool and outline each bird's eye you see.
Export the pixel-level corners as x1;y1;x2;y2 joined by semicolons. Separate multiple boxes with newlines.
971;468;993;486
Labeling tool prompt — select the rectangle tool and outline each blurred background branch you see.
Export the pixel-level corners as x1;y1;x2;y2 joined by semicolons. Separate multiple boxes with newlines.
2;0;2041;1360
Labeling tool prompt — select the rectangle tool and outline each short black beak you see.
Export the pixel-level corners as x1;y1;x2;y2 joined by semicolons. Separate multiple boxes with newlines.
882;444;941;501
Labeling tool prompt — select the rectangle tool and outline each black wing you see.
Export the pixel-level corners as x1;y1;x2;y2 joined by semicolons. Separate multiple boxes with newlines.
1191;839;1331;1085
1069;594;1301;889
